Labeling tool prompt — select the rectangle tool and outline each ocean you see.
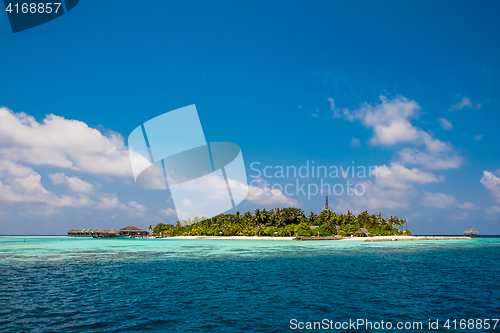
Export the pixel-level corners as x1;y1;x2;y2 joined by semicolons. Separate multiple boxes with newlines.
1;236;499;332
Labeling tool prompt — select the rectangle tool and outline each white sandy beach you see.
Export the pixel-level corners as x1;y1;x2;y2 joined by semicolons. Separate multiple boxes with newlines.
155;235;469;241
164;236;296;240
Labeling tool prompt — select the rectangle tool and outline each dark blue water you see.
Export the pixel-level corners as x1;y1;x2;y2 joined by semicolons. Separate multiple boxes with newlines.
1;237;499;332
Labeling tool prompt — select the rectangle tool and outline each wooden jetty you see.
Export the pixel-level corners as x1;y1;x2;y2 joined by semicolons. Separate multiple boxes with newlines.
294;236;345;241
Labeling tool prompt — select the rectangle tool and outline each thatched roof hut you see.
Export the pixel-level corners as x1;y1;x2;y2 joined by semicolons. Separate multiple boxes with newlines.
68;226;148;238
463;228;479;235
355;228;372;237
119;225;148;237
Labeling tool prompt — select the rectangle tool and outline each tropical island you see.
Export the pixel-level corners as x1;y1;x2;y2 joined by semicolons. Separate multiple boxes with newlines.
149;208;413;237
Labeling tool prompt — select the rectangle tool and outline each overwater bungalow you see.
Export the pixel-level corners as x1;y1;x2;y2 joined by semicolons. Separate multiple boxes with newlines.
463;228;480;237
119;226;149;237
355;228;372;237
107;228;120;237
68;225;149;238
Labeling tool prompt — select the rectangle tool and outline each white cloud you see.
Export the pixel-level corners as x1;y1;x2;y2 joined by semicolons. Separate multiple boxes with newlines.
49;173;95;194
333;95;422;146
0;160;94;207
97;195;127;210
481;171;500;202
438;118;453;130
334;163;442;211
449;97;482;111
331;180;412;212
0;108;158;220
475;135;484;141
374;163;442;189
486;206;500;214
371;120;421;146
96;196;147;216
459;202;476;209
245;177;299;206
350;137;361;148
328;96;462;169
181;198;192;207
159;208;177;216
0;107;133;177
129;201;147;212
128;201;147;217
398;148;462;170
421;192;457;208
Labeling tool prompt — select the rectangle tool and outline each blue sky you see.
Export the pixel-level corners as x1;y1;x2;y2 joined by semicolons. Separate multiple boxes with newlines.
1;1;499;234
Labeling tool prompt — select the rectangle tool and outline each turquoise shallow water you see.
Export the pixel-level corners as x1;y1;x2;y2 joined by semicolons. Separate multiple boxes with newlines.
1;237;500;332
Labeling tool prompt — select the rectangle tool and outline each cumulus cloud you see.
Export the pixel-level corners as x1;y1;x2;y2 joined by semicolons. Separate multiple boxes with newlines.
329;95;422;146
0;107;159;221
128;201;147;217
374;163;442;189
0;107;133;177
481;171;500;202
398;148;462;170
421;192;457;208
449;97;482;111
331;180;412;213
97;195;127;210
241;178;299;206
328;96;462;170
246;186;299;206
159;208;177;216
334;163;443;211
129;201;147;212
459;202;476;209
95;196;147;217
245;177;299;206
486;206;500;214
438;118;453;130
0;160;94;207
49;173;95;194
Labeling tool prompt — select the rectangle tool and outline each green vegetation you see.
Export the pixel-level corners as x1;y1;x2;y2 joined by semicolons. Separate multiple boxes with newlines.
150;208;412;237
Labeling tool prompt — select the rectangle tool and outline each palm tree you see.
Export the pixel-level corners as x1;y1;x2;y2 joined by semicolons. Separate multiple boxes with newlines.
308;212;318;224
255;224;266;236
149;207;411;238
221;222;233;236
254;209;269;226
324;218;338;235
